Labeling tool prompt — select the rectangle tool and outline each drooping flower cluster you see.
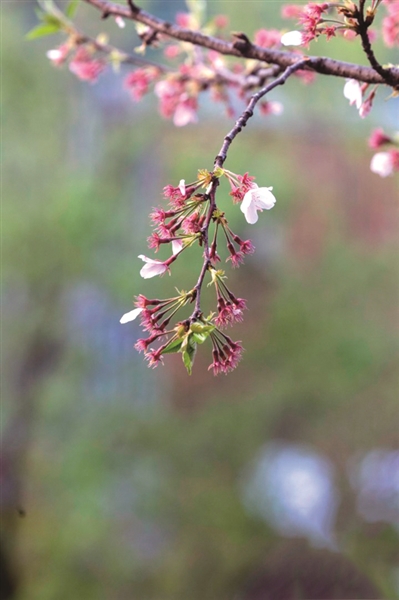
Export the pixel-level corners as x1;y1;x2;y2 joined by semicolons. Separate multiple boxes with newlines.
119;168;276;374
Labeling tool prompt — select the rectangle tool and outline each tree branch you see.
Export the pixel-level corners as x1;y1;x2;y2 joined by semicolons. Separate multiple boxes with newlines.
81;0;399;87
355;0;396;86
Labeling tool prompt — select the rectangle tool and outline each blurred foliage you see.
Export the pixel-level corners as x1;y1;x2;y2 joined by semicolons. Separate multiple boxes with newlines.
2;2;399;599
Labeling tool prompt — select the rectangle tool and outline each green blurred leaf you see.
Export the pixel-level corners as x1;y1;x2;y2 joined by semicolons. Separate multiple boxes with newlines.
26;22;61;39
65;0;79;18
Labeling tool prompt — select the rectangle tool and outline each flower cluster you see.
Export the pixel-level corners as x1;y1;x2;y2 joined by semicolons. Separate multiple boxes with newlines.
281;2;343;46
119;169;276;374
47;42;106;83
382;0;399;47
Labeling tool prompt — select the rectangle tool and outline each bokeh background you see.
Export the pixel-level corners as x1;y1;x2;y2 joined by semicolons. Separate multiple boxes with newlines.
2;1;399;598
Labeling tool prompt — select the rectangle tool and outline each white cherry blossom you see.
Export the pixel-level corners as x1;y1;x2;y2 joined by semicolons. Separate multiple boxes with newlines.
138;255;169;278
240;185;276;224
370;152;395;177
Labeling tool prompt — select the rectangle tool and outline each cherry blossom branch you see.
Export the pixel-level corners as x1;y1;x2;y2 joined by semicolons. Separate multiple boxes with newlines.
81;0;399;87
37;0;398;374
191;59;309;322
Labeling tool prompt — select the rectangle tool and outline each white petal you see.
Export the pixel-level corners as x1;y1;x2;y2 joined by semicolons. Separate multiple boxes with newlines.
281;30;304;46
178;179;186;195
120;307;143;324
343;79;362;109
140;262;168;279
172;239;184;255
46;49;62;61
240;191;259;224
115;16;125;28
254;187;276;210
138;254;159;264
370;152;393;177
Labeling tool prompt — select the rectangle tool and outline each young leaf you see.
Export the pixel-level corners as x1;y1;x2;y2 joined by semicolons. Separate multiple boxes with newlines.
191;332;208;345
182;343;197;375
162;338;183;355
65;0;79;18
26;23;61;40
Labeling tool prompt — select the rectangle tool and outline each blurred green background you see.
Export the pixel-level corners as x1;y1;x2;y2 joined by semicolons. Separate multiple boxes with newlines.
2;1;399;598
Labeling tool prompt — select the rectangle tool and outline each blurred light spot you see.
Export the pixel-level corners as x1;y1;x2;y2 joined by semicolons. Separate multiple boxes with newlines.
241;442;339;548
349;448;399;526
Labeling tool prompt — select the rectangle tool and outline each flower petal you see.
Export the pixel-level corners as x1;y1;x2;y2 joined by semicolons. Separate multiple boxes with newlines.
370;152;393;177
140;262;168;279
172;239;184;255
253;187;276;210
240;190;259;224
281;30;304;46
343;79;362;110
178;179;186;196
120;307;143;324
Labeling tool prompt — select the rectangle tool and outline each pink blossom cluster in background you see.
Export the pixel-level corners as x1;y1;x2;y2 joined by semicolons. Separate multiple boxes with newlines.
382;0;399;46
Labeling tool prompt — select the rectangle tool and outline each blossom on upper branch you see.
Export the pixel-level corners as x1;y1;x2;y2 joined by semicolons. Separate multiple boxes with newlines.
382;0;399;47
69;47;106;83
370;150;399;177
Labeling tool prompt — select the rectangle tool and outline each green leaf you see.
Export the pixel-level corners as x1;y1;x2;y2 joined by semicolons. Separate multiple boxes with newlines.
65;0;79;18
182;343;197;375
42;13;63;26
190;322;215;334
191;332;208;345
26;22;61;40
162;338;183;355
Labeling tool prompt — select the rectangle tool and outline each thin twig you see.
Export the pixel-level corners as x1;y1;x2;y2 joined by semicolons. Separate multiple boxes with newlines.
215;59;310;168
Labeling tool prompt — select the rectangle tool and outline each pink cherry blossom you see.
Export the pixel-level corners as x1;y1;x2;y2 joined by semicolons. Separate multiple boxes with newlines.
46;43;70;66
255;29;283;48
138;255;169;279
368;129;392;149
69;47;106;83
382;0;399;47
173;97;198;127
240;185;276;224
